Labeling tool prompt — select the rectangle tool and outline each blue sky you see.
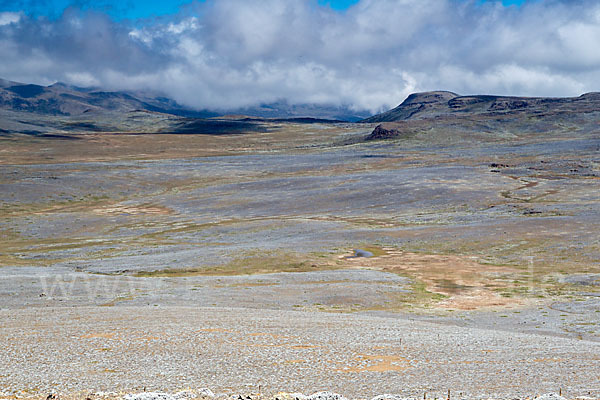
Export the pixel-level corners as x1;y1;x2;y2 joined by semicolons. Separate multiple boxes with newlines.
1;0;527;20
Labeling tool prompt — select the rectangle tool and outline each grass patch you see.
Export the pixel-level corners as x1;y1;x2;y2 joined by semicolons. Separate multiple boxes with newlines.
370;280;448;312
134;249;341;277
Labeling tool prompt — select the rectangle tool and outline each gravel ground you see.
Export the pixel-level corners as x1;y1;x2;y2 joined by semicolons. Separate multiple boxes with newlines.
1;306;599;400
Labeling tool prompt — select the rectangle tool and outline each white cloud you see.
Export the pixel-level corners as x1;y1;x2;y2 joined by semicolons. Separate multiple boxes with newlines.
0;0;599;113
65;71;101;87
0;11;20;25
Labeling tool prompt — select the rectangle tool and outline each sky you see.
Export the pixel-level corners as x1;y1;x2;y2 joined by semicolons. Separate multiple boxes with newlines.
0;0;597;113
0;0;527;19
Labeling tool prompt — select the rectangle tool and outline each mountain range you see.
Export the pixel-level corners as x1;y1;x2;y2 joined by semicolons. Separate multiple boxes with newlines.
0;78;369;122
2;77;599;141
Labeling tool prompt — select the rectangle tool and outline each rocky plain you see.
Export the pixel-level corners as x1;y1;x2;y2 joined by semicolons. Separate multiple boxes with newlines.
1;84;599;400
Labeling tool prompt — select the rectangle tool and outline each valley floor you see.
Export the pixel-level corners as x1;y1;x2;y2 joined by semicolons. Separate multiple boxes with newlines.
0;121;599;398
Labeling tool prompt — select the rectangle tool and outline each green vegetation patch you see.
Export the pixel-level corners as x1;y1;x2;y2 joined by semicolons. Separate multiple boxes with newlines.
134;249;342;277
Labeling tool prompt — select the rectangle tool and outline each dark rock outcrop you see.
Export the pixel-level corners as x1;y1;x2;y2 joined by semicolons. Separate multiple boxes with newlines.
366;123;409;140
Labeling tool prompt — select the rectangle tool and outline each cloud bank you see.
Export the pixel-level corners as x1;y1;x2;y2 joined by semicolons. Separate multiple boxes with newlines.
1;0;599;112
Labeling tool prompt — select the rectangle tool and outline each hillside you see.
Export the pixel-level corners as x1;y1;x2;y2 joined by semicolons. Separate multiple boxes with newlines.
363;91;600;141
0;78;369;124
361;91;460;122
0;78;217;118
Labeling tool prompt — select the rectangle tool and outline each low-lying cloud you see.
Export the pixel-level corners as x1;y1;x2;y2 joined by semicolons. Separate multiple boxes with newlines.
1;0;599;113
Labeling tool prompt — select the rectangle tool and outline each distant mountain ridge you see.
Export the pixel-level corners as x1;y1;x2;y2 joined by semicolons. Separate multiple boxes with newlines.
0;78;217;118
362;91;600;123
362;90;600;141
4;77;598;141
0;78;369;121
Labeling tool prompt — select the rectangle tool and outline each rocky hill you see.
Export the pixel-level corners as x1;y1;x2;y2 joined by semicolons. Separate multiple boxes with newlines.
363;91;600;141
362;91;459;123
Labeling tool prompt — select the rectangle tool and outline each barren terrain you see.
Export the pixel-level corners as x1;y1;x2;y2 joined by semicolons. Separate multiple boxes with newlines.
1;116;599;399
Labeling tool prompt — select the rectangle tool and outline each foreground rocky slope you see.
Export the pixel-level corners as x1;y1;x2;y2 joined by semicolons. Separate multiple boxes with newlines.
43;390;576;400
1;306;598;399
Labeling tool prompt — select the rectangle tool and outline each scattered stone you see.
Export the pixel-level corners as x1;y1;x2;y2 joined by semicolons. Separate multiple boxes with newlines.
174;391;198;400
276;392;307;400
124;393;176;400
91;392;118;398
305;392;348;400
371;395;415;400
196;389;215;398
535;394;567;400
124;392;213;400
523;208;542;215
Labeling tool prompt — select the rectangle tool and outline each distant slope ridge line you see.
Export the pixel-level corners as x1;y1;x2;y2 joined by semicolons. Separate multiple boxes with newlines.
0;77;370;121
363;90;600;141
0;79;217;118
361;90;600;123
